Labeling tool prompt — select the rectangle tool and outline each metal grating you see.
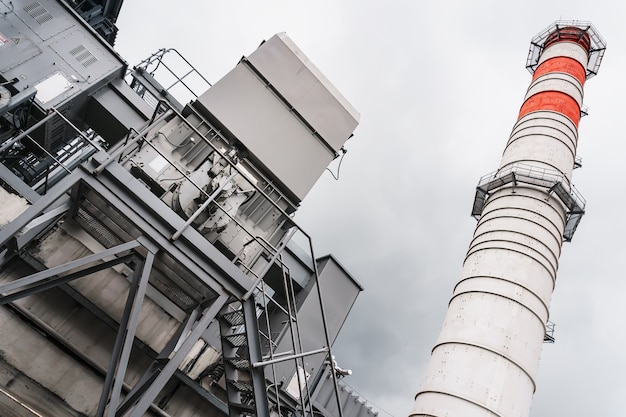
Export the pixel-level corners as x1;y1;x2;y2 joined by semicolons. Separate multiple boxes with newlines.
76;206;125;248
228;380;253;393
225;357;250;370
221;310;245;326
24;2;54;25
225;333;248;347
70;45;99;68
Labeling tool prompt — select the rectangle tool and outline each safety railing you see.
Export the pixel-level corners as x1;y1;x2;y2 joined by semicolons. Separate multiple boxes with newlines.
128;48;213;110
473;162;586;241
0;108;105;194
477;162;586;210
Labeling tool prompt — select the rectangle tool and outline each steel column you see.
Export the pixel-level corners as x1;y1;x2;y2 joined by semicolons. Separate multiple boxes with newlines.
95;248;155;417
124;293;228;417
242;297;271;417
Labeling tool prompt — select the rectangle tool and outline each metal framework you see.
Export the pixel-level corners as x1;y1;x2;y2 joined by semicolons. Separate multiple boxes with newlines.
0;101;346;417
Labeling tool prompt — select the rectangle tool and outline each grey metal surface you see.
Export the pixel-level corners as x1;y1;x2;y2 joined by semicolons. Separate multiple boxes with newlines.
0;0;126;110
270;255;362;402
194;33;359;203
242;298;271;417
85;79;153;144
0;162;41;203
247;33;359;152
66;0;125;45
101;250;155;417
311;366;377;417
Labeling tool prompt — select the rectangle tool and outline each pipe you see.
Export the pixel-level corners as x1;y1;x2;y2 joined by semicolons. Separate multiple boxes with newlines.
252;347;329;369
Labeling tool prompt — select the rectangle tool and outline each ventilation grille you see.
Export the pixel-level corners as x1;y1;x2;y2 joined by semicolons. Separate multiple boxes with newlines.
24;2;54;25
70;44;98;68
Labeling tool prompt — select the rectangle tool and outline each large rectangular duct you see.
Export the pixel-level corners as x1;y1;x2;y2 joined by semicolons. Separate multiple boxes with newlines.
193;33;360;203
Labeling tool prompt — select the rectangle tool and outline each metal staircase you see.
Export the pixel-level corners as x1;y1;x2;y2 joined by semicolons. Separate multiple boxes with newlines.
219;298;270;417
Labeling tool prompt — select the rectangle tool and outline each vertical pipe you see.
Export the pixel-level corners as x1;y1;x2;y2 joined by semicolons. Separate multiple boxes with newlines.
411;22;604;417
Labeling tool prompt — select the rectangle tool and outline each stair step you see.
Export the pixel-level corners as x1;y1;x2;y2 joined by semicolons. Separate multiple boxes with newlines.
225;357;250;369
230;402;256;415
225;333;248;347
221;310;245;326
227;379;254;393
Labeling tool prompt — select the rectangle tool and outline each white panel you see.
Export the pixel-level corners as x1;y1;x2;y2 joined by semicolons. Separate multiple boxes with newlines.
480;189;566;238
196;64;335;201
438;294;545;376
462;247;555;307
34;72;73;104
503;111;579;180
512;111;578;143
500;137;576;179
525;73;584;106
454;276;550;323
411;392;499;417
247;33;359;151
507;124;577;160
473;215;561;262
468;238;556;278
537;42;589;69
417;344;535;417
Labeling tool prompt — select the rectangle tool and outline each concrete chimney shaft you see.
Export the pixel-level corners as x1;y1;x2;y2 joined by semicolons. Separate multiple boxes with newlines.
410;22;605;417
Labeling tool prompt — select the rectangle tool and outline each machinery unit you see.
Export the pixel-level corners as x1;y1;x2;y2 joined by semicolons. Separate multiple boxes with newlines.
0;2;376;417
411;21;606;417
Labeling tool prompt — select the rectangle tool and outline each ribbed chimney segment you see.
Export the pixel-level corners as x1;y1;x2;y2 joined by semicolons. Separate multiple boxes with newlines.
410;21;606;417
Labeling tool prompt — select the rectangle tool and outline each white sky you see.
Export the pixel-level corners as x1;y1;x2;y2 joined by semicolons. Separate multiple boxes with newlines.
115;2;626;417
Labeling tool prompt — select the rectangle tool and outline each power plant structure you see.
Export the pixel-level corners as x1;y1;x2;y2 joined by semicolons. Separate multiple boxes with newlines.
411;21;606;417
0;1;377;417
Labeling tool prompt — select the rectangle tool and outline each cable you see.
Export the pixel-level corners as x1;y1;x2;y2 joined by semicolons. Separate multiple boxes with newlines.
325;147;347;180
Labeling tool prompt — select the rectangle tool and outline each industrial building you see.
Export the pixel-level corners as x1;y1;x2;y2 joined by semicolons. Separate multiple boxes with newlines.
0;1;377;417
411;21;606;417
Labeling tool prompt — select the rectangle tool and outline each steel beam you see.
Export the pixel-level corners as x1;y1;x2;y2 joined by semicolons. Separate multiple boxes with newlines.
242;297;271;417
114;300;203;416
86;153;253;297
13;201;71;250
174;371;229;414
0;171;80;251
95;249;155;417
123;293;228;417
113;301;223;416
80;170;246;297
0;239;140;297
0;253;134;306
0;162;40;203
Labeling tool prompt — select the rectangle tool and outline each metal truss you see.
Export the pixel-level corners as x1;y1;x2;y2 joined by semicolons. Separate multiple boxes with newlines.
0;104;345;417
0;159;254;416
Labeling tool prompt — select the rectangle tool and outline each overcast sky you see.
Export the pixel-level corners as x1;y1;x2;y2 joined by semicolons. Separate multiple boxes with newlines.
115;2;625;417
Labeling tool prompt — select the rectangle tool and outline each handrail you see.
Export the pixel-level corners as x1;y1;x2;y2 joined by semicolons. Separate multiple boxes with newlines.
477;162;586;209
